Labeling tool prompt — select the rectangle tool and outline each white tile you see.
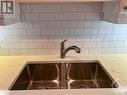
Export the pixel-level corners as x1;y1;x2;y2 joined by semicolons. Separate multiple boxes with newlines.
8;49;23;55
69;29;84;36
22;49;36;55
20;39;35;43
77;3;93;12
97;41;115;48
77;21;92;28
6;38;20;43
33;22;47;28
97;27;113;34
45;4;62;12
112;41;124;48
83;28;98;34
76;36;90;41
31;4;45;13
49;49;59;55
85;13;100;21
88;48;102;54
0;29;12;36
34;39;49;43
41;29;56;36
18;22;33;28
28;42;50;49
92;3;102;12
36;49;50;55
0;38;7;43
0;49;9;55
20;14;25;21
61;3;77;12
24;13;40;21
116;48;127;53
83;41;97;48
81;48;89;54
0;43;15;49
47;21;62;28
28;43;42;49
118;35;127;41
12;29;27;36
56;29;69;36
40;13;56;20
103;35;118;41
102;48;116;54
15;43;28;49
70;13;85;20
40;29;50;36
48;41;58;49
61;21;77;28
123;41;127;47
26;29;41;36
93;35;104;41
24;13;33;21
20;4;31;12
55;13;70;20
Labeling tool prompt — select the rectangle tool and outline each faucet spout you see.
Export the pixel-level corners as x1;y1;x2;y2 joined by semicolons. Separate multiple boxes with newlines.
65;46;81;54
60;39;81;59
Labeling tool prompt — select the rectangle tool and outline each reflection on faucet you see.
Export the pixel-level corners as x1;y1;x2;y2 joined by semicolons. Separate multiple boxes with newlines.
60;39;81;59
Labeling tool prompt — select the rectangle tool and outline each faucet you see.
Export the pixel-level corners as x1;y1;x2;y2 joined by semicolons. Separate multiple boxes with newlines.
60;39;81;59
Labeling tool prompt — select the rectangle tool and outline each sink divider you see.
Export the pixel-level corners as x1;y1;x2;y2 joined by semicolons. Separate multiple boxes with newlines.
60;63;68;89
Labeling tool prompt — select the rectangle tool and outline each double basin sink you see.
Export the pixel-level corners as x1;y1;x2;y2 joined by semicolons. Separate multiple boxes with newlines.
10;60;118;90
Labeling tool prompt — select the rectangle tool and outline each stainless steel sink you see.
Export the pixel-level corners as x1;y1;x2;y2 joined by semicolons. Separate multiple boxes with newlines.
9;61;118;90
66;61;118;89
10;62;61;90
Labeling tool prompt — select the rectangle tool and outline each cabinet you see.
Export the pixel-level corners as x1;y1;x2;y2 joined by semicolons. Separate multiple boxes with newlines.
103;0;127;24
16;0;117;3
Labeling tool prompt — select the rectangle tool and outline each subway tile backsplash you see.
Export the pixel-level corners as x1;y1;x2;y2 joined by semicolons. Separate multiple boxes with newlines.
0;3;127;55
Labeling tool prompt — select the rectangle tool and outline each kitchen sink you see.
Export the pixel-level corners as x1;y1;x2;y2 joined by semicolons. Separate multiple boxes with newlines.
10;62;61;90
66;61;118;89
9;61;118;90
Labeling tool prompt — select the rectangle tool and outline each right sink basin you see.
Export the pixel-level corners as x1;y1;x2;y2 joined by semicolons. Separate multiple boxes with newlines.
66;61;119;89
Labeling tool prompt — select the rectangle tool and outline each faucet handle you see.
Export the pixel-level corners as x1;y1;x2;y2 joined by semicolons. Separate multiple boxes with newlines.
61;39;68;44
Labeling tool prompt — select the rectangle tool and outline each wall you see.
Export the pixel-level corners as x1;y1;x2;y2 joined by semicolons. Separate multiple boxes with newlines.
0;3;127;55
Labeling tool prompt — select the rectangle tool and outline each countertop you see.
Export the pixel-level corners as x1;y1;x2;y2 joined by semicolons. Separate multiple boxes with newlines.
0;54;127;95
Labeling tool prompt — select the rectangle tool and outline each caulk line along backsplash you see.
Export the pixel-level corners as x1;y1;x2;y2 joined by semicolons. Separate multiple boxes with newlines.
0;3;127;55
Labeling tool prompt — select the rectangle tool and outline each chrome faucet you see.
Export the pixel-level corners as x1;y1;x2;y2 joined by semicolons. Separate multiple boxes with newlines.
60;39;81;59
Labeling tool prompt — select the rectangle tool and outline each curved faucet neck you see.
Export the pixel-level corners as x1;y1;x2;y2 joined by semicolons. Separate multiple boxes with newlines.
64;46;80;54
60;39;81;59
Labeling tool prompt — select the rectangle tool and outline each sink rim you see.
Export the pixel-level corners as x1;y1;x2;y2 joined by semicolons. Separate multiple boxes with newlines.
9;60;119;90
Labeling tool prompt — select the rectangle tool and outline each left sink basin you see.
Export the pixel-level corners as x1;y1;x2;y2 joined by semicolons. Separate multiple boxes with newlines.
10;62;60;90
